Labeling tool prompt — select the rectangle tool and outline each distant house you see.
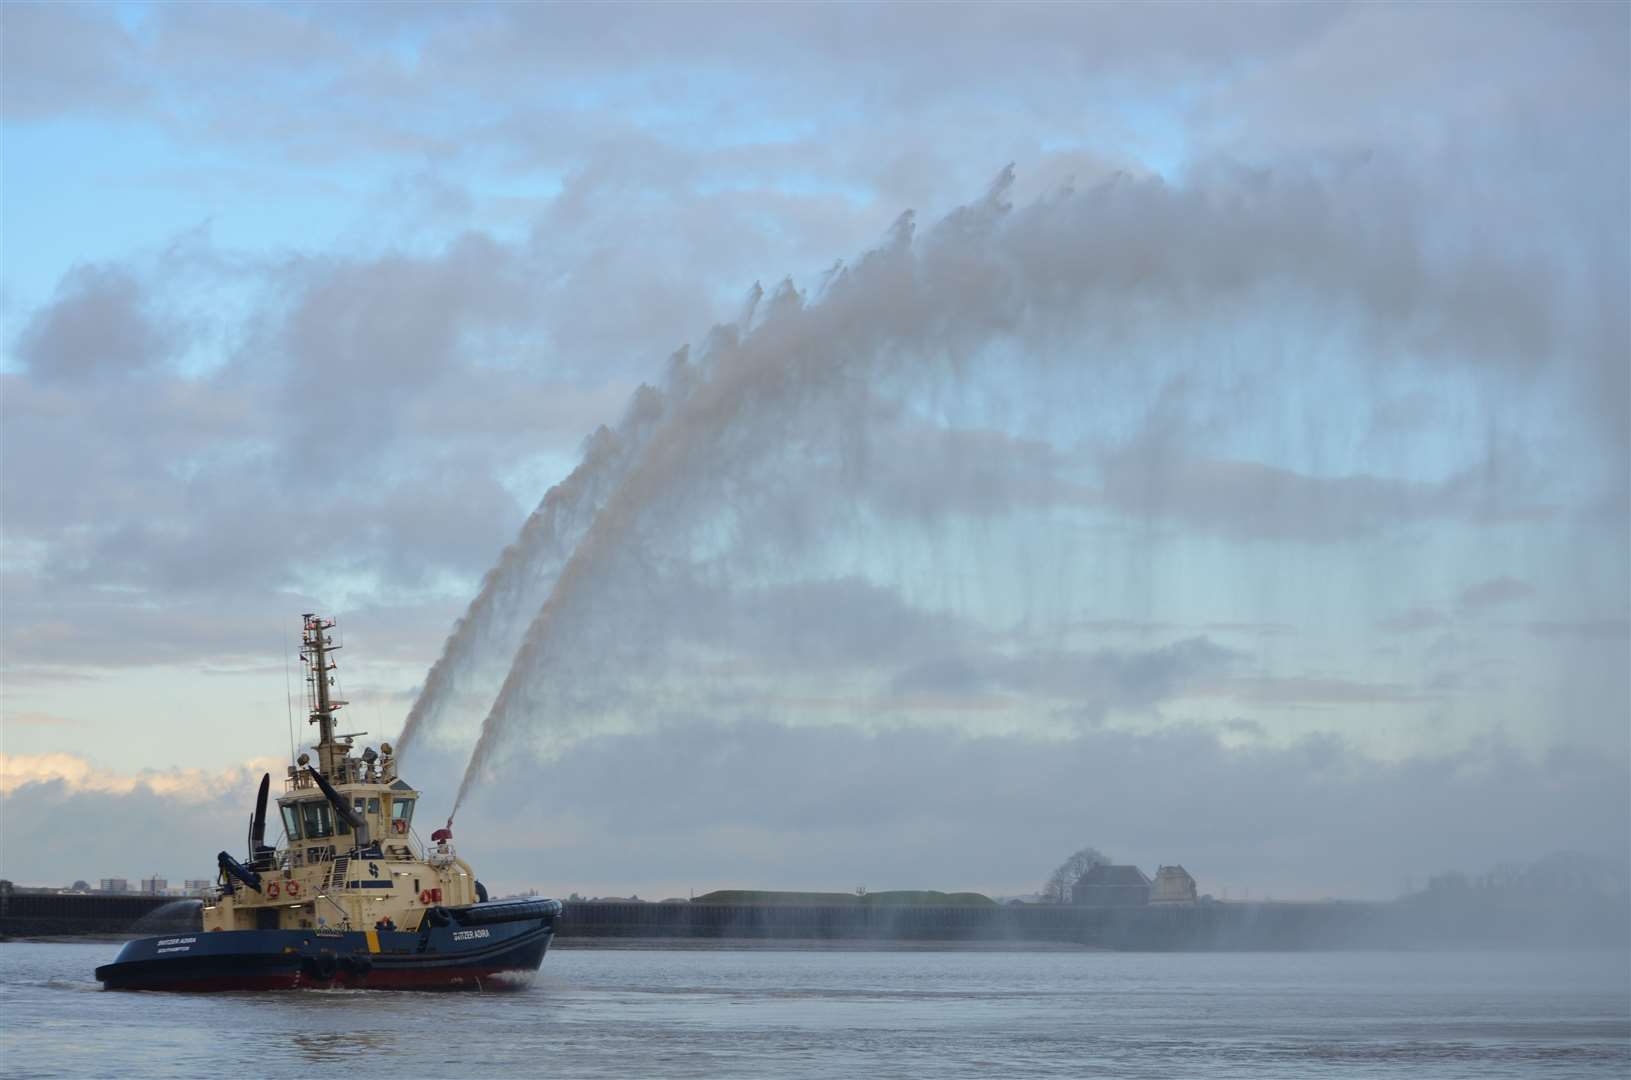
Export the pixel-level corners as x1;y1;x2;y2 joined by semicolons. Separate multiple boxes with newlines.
1150;865;1198;905
1072;864;1152;907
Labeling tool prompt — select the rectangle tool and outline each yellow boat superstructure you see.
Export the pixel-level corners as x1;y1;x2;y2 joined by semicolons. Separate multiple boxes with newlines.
97;613;559;991
203;615;481;934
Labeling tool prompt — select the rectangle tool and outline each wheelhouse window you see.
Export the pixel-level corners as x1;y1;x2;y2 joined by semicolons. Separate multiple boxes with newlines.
300;800;333;839
390;798;415;833
367;797;381;815
281;805;302;841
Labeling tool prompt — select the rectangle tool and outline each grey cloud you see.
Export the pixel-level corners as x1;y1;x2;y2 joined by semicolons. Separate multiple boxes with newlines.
1201;622;1297;637
0;773;263;888
2;0;1623;851
890;637;1238;720
1527;619;1631;641
386;723;1631;900
1378;608;1450;634
1456;576;1534;613
1368;392;1443;435
1196;2;1627;158
700;577;966;671
0;3;145;120
0;574;472;677
1;224;648;671
414;161;1622;799
15;265;174;382
1097;443;1544;543
1214;676;1436;709
270;233;537;451
10;722;1625;902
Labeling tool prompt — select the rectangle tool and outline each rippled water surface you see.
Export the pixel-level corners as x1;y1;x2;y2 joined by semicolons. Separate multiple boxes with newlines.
2;942;1626;1078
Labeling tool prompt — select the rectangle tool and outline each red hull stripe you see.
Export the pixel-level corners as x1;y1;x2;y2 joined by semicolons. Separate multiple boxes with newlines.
119;963;540;992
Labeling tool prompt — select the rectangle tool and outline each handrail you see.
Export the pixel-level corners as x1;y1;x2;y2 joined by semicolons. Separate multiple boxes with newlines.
313;886;351;929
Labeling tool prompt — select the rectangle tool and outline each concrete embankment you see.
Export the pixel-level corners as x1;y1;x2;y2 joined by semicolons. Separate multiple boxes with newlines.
0;892;1397;948
5;892;1622;949
559;899;1409;949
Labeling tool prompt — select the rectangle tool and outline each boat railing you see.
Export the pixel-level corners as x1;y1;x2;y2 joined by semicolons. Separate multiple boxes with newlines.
378;826;424;863
313;888;352;929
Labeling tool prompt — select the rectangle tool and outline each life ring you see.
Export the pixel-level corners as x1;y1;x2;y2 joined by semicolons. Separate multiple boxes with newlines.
285;880;301;898
420;889;434;905
393;819;408;834
266;881;280;899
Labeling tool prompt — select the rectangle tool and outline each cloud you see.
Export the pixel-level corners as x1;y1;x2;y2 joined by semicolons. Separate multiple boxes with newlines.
889;637;1238;721
1211;676;1435;709
0;751;281;801
1457;577;1534;612
14;265;174;382
1527;619;1631;641
1;0;1624;892
1378;608;1450;634
1;712;77;727
1098;447;1509;542
463;722;1628;901
0;3;146;120
13;721;1619;903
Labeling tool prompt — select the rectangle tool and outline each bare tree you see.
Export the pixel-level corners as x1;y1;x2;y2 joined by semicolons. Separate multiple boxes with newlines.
1042;846;1113;904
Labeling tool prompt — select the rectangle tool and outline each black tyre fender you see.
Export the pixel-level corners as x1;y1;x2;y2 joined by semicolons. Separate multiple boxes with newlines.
301;953;339;982
475;880;489;903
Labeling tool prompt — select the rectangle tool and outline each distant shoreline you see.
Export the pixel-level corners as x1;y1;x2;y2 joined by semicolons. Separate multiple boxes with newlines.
0;933;1107;951
550;936;1110;951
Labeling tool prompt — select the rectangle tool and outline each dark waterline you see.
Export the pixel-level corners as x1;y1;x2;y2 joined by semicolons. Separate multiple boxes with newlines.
2;942;1626;1079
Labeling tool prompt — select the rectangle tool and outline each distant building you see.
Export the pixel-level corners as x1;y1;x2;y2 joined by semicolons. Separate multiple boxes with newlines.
1072;865;1152;907
183;879;214;896
1150;865;1198;905
99;878;130;893
140;876;168;895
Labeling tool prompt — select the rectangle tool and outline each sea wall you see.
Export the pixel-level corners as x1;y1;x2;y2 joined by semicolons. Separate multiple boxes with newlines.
4;892;1622;949
560;899;1409;949
0;892;200;937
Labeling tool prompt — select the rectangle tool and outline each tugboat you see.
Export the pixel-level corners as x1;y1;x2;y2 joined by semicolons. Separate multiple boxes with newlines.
96;614;560;991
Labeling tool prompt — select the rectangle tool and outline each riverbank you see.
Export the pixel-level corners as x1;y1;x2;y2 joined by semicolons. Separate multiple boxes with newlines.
5;892;1626;950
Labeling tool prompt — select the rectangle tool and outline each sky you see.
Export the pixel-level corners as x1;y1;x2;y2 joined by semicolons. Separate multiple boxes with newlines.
1;1;1626;901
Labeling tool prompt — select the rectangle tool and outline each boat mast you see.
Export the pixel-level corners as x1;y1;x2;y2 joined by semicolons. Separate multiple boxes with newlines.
301;614;348;778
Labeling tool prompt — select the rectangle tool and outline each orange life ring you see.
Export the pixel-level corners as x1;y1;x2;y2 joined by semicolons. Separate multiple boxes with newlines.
393;819;408;834
266;881;280;899
420;889;434;905
285;880;301;898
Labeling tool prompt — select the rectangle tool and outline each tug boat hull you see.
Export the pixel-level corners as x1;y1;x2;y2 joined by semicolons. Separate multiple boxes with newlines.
96;898;560;992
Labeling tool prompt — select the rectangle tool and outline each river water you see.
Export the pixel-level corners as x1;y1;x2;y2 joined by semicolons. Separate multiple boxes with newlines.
1;942;1625;1078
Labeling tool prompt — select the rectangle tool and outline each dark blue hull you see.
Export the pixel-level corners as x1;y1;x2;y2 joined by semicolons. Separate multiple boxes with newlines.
95;898;561;992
